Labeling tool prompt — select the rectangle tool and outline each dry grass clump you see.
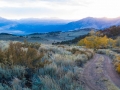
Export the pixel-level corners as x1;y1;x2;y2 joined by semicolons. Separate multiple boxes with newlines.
66;48;94;62
0;40;13;50
23;40;41;50
105;80;120;90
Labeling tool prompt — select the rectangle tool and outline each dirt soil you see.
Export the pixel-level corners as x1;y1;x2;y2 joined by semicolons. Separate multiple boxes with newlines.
82;54;120;90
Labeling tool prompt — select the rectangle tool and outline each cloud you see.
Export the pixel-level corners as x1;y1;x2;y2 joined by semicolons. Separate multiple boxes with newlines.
0;0;91;19
0;0;120;20
1;0;65;2
0;0;90;7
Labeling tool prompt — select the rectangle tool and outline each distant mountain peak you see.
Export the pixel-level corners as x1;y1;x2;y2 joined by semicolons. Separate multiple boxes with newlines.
0;16;120;34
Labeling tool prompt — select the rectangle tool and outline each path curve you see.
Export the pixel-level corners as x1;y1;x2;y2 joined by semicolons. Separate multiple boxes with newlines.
83;54;120;90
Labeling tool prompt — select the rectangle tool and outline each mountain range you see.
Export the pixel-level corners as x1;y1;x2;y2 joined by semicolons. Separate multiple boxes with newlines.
0;17;120;35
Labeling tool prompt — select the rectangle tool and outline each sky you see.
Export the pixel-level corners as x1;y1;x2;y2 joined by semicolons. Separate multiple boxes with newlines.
0;0;120;20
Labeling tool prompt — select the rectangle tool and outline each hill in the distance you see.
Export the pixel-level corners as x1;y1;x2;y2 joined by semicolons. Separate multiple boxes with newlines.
0;29;90;44
99;25;120;38
0;17;120;35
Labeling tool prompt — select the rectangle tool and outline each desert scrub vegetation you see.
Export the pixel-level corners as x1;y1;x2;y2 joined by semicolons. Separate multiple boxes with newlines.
0;41;94;90
97;49;120;73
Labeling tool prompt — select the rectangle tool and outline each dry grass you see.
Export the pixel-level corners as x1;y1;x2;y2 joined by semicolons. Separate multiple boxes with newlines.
105;80;120;90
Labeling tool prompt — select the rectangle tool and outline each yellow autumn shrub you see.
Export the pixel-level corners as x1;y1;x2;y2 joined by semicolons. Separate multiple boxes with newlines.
116;64;120;73
78;35;116;49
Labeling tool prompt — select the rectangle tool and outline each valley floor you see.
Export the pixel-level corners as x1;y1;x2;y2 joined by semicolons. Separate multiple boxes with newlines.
83;54;120;90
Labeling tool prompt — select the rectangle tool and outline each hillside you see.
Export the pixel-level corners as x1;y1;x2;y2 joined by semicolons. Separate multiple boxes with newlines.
56;25;120;45
63;17;120;30
98;25;120;37
0;25;119;44
0;29;90;44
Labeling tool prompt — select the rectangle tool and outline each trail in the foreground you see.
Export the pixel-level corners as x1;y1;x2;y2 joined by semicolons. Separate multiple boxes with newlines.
83;54;120;90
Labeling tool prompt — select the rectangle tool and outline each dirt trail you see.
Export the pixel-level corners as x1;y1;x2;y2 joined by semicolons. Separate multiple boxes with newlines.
83;54;120;90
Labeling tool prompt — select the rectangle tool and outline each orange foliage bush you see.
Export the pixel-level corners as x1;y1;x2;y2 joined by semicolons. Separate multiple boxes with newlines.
116;64;120;73
0;42;48;68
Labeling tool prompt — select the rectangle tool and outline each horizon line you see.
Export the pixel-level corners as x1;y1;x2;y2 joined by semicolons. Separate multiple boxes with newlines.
1;16;120;21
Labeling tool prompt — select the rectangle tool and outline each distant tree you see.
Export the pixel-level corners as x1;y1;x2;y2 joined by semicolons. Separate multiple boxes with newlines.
96;31;103;37
89;29;95;36
107;38;116;48
99;35;108;48
78;36;100;50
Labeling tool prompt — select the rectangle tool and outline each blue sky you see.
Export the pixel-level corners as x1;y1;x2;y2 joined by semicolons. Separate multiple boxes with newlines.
0;0;120;20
